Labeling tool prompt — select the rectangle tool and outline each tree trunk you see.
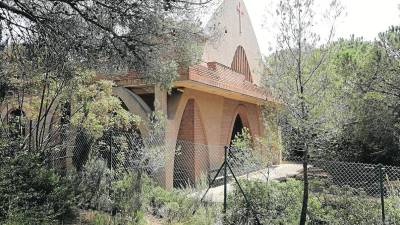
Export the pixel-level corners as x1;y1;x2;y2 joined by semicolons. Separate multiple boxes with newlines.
297;4;309;223
299;148;308;225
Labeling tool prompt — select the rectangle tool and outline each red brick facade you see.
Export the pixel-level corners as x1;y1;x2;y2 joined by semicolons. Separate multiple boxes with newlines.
174;99;209;186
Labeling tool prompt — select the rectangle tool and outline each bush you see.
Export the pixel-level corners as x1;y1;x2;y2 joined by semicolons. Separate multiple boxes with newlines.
226;179;302;225
145;183;220;224
226;179;400;225
85;210;146;225
0;148;76;224
73;158;115;211
73;159;221;225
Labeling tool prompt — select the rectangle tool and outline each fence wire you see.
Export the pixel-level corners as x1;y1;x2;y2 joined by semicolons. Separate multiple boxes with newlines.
46;129;274;189
280;156;400;225
48;129;170;182
41;128;400;224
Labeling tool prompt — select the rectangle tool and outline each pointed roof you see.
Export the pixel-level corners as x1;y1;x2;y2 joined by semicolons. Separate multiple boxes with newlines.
202;0;264;85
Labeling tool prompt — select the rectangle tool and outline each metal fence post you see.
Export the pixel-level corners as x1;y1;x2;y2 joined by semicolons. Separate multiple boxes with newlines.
109;131;113;172
28;120;32;151
109;131;114;219
223;146;228;214
378;163;385;224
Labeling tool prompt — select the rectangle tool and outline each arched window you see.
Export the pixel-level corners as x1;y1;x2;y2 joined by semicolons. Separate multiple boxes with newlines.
231;46;252;82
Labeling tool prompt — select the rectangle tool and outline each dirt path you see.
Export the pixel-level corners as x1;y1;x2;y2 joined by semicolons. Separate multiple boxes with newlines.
194;163;303;202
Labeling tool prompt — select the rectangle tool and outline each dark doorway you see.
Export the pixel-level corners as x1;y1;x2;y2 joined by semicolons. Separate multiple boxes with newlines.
230;115;244;143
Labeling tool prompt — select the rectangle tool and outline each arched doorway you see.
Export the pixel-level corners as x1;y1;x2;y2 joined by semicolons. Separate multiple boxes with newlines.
173;99;208;188
230;114;244;144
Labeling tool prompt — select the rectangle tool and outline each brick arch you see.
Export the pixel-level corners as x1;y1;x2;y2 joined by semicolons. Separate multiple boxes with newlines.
227;104;252;144
173;98;209;187
174;98;207;143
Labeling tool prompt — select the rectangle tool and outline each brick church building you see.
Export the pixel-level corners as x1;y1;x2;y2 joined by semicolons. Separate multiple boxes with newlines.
0;0;277;189
112;0;275;189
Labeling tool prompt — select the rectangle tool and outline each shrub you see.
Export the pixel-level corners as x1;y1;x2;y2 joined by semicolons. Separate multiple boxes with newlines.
73;158;115;211
226;178;400;225
85;210;146;225
0;148;76;224
226;179;302;225
145;183;220;224
74;159;220;225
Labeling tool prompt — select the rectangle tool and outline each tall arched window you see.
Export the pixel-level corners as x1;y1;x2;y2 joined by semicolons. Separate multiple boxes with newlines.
231;46;252;82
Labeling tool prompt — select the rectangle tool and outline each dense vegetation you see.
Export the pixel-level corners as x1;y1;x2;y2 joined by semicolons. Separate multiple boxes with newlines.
226;179;400;225
271;26;400;166
0;134;75;224
0;0;211;223
0;128;220;224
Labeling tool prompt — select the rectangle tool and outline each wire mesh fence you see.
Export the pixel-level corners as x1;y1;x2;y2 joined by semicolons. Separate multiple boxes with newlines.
47;128;171;183
276;156;400;225
173;140;214;188
45;128;275;189
20;126;400;224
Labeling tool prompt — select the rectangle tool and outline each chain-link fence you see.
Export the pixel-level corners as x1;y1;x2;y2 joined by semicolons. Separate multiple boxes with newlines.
21;126;400;224
45;128;272;189
47;129;168;180
276;156;400;225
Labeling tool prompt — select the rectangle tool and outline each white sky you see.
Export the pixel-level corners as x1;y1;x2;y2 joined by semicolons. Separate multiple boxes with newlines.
243;0;400;56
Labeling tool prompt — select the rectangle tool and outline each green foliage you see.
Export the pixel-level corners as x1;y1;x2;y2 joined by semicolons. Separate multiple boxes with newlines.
260;103;283;164
87;210;146;225
0;133;76;224
73;158;115;211
317;34;400;164
68;72;141;139
231;127;253;150
1;0;207;89
145;185;220;225
226;179;302;225
226;179;400;225
112;173;142;214
71;156;220;225
272;26;400;165
72;161;149;224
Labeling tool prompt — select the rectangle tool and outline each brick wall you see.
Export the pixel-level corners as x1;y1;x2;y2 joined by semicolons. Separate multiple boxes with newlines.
167;88;266;189
219;98;261;146
174;99;209;186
